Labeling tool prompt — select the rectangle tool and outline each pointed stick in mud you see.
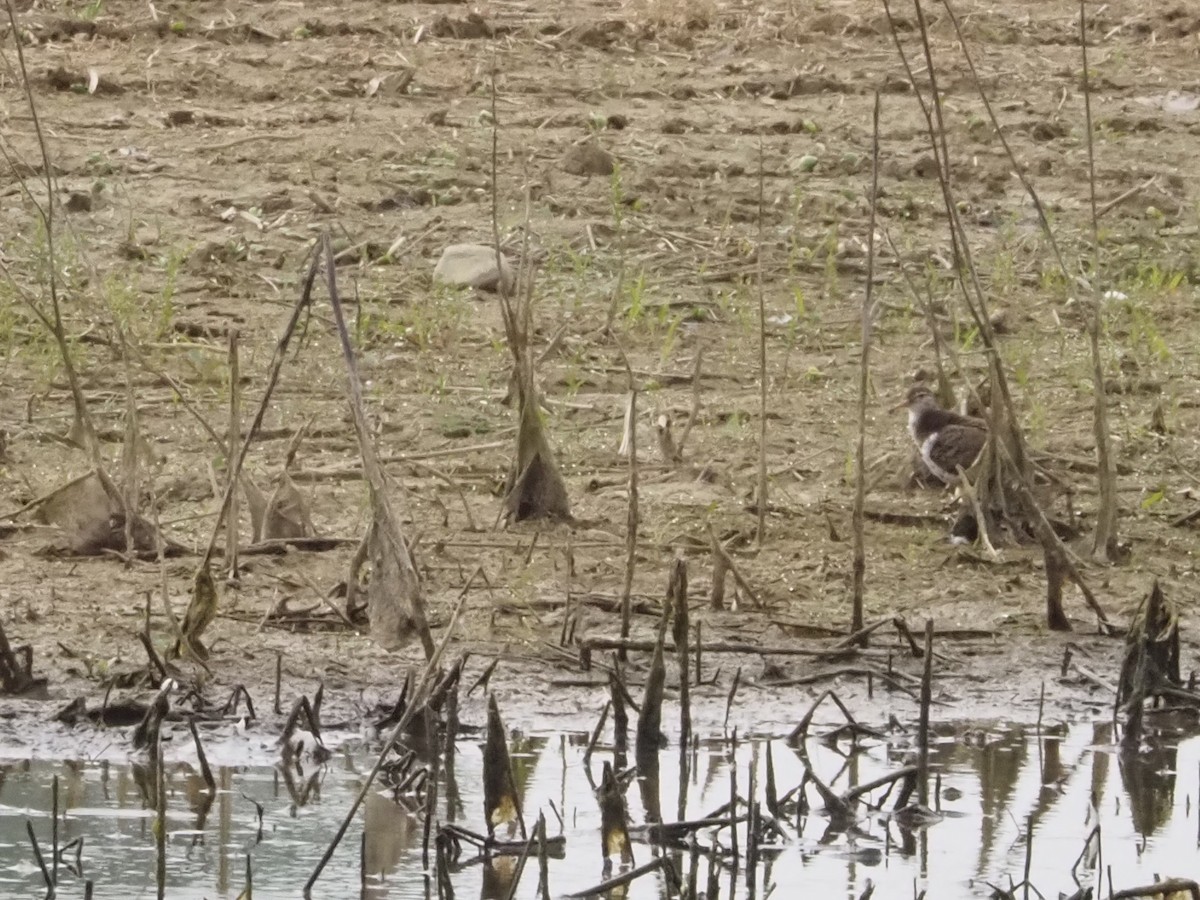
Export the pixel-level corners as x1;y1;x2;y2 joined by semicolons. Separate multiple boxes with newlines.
709;531;729;611
598;761;634;869
489;88;570;526
723;667;741;734
1116;579;1187;749
226;330;241;579
484;694;526;841
609;665;630;755
708;528;762;608
635;618;668;762
917;618;934;807
670;557;691;748
321;234;433;656
765;741;779;819
851;91;881;637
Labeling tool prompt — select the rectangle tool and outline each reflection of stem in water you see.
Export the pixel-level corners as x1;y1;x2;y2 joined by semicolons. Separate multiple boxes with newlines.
1119;742;1178;839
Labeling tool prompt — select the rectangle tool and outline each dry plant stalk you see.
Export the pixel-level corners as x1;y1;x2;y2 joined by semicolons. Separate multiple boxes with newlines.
490;75;571;524
1079;0;1120;562
321;234;434;657
944;0;1120;562
226;331;241;577
850;93;881;636
885;0;1110;630
4;0;100;463
755;135;768;547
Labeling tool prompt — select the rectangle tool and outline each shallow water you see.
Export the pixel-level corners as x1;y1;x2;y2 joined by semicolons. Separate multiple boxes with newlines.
0;718;1197;898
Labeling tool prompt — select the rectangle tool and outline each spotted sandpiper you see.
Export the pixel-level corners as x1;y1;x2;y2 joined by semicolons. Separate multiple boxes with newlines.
900;384;988;486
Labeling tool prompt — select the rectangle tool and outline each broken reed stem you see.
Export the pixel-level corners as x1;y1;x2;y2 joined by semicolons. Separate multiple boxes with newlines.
188;719;216;791
199;249;320;567
322;233;434;659
304;587;468;896
226;330;241;578
917;618;934;806
25;821;51;893
4;0;101;464
851;92;881;636
755;134;768;547
1080;0;1119;562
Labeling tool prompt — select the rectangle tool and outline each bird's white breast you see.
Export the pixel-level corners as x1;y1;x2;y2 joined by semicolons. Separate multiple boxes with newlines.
920;434;958;485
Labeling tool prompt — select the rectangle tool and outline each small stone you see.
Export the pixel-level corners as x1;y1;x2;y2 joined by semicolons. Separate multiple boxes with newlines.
561;141;615;177
433;243;514;294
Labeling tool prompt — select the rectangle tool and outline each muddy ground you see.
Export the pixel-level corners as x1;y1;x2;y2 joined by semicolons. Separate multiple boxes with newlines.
2;0;1199;745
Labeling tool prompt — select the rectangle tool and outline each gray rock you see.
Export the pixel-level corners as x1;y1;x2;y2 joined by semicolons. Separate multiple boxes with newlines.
433;243;513;293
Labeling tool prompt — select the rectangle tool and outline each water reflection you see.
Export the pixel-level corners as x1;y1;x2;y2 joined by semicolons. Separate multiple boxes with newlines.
0;720;1195;899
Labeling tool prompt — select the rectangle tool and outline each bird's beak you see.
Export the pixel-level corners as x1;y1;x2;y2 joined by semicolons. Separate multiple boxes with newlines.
888;398;907;412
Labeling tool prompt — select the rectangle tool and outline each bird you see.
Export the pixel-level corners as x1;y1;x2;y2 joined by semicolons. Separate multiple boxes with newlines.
899;383;988;486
